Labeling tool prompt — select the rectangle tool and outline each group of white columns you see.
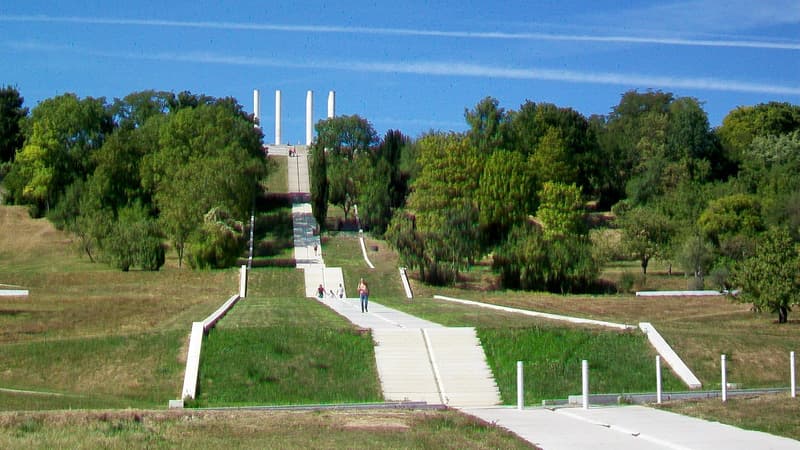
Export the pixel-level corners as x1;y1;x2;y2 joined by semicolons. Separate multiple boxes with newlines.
252;89;335;146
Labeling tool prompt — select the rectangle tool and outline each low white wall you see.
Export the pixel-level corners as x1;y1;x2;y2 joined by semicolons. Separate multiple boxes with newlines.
636;290;722;297
639;322;702;389
181;322;205;401
359;233;375;269
399;268;413;299
175;267;247;406
0;290;28;297
433;295;635;330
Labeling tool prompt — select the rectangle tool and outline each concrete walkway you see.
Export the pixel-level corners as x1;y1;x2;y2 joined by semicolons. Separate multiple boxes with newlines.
463;405;800;450
284;150;799;448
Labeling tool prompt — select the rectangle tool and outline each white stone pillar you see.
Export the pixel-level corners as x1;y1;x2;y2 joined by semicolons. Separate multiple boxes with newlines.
516;361;524;410
306;90;313;145
239;265;247;298
253;89;260;128
656;355;662;404
790;351;796;398
275;90;282;145
581;359;589;409
327;90;335;118
721;354;727;402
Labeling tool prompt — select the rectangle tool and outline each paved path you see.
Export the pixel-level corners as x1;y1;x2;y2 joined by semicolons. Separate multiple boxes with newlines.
463;405;800;450
283;150;799;449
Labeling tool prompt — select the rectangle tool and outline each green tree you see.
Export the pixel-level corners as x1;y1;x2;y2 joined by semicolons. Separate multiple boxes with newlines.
0;85;27;163
677;233;715;288
618;206;674;275
309;140;329;230
717;102;800;165
465;96;509;154
493;222;598;293
697;194;763;250
5;93;112;213
477;150;537;240
314;115;377;161
357;158;392;235
536;182;585;239
391;132;483;283
104;203;165;271
142;102;265;266
730;226;800;323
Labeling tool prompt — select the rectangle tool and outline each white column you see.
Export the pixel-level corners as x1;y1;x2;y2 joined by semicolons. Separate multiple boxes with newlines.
306;90;313;145
656;355;662;404
327;90;335;118
517;361;524;410
791;351;796;398
582;360;589;409
275;90;282;145
253;89;260;128
721;354;727;402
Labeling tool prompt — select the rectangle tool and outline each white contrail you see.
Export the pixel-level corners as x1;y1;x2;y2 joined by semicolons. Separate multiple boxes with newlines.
5;40;799;96
90;47;800;96
1;14;799;51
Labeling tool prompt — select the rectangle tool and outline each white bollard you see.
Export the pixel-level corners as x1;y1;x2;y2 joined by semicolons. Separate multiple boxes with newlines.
721;354;727;402
582;359;589;409
791;351;796;398
239;265;247;298
656;355;662;404
517;361;524;410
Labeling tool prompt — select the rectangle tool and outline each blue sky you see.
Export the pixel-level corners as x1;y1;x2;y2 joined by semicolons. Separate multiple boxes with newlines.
1;0;799;143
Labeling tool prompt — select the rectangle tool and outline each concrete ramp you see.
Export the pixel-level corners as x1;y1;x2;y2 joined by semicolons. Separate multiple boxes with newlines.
373;329;442;404
424;328;502;407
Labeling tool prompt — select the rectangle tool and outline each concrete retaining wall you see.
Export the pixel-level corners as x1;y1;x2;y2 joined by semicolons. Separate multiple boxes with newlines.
639;322;702;389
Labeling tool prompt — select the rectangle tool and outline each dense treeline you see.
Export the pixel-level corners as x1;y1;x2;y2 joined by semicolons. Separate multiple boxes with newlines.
2;85;799;321
307;91;800;322
0;87;268;270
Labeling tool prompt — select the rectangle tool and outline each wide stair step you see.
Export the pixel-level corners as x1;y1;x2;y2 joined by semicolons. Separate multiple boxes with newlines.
372;327;501;407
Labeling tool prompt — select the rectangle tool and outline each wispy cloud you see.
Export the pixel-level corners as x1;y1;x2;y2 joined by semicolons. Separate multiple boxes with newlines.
598;0;800;35
8;40;798;96
1;14;799;51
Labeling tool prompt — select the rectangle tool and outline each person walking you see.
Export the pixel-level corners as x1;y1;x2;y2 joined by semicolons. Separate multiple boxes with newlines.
317;284;325;299
337;283;344;298
357;278;369;313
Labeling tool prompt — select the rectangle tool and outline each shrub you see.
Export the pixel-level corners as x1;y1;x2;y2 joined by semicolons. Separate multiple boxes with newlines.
493;222;599;293
186;208;243;269
103;204;165;271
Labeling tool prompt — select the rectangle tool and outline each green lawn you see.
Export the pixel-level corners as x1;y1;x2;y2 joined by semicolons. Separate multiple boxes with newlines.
195;268;383;406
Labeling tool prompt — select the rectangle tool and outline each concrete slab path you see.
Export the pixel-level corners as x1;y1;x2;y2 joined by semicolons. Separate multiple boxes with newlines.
462;405;800;450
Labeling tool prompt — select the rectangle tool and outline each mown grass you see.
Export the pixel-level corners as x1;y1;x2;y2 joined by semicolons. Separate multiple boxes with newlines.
198;326;381;406
0;205;244;410
196;268;383;406
0;409;535;449
0;331;185;410
479;327;685;403
659;393;800;441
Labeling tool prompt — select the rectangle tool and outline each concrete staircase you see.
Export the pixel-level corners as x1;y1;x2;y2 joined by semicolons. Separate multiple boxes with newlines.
374;327;501;407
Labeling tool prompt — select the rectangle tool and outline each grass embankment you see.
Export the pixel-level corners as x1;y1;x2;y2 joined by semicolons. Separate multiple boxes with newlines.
196;269;383;406
659;393;800;441
324;234;684;403
0;409;535;449
0;206;238;410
